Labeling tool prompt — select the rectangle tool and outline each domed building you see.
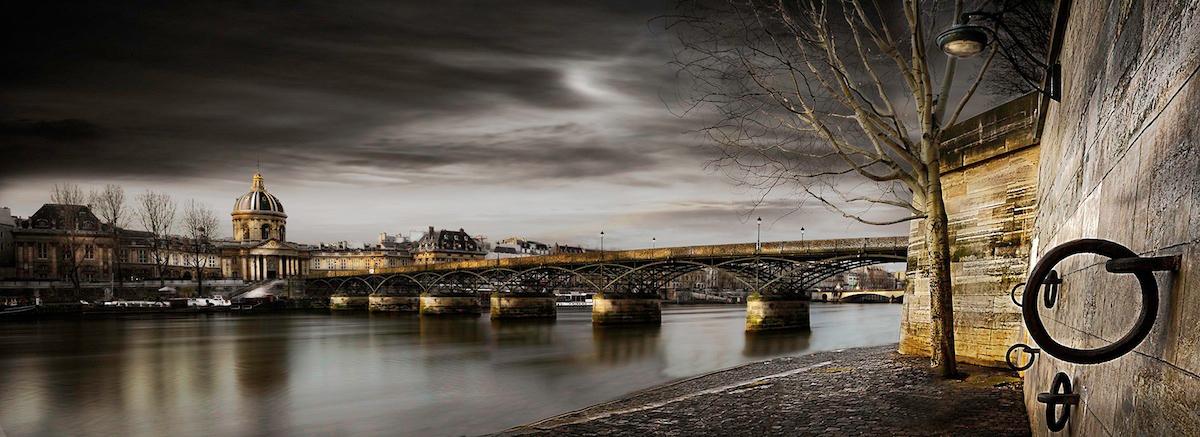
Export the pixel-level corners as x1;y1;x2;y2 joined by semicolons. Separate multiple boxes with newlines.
219;172;309;281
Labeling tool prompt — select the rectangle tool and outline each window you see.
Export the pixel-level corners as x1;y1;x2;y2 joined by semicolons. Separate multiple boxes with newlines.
63;249;71;261
261;224;271;240
37;243;48;259
138;250;148;264
340;259;347;269
85;245;95;259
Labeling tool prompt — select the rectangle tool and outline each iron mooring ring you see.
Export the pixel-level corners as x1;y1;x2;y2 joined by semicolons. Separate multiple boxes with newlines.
1005;343;1040;371
1037;372;1080;432
1022;239;1178;365
1010;282;1026;307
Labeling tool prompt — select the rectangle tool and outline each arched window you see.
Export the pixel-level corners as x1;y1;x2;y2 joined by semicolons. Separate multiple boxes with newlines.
241;225;250;240
279;226;286;241
261;224;271;240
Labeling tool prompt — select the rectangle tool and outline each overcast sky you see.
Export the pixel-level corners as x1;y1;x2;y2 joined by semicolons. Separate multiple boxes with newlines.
0;0;940;249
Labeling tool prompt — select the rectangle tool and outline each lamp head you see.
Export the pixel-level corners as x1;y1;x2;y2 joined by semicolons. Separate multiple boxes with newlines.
756;217;762;224
937;24;989;58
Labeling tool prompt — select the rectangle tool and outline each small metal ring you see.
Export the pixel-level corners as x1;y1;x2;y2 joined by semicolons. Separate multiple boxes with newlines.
1010;282;1026;307
1042;270;1061;309
1022;239;1158;364
1040;372;1075;432
1005;343;1039;371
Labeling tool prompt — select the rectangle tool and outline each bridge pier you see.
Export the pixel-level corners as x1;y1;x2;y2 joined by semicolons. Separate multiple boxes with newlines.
490;294;557;319
745;293;810;331
369;294;420;312
330;294;369;310
419;294;482;316
592;294;661;325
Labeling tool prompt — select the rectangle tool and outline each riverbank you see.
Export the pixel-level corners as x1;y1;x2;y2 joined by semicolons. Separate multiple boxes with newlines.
493;344;1029;437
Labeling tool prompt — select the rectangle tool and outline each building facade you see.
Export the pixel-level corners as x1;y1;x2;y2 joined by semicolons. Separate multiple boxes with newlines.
219;172;309;281
413;226;486;265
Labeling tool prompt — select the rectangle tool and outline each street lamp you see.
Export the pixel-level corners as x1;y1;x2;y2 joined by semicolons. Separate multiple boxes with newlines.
756;217;762;253
936;9;1061;100
801;227;806;242
754;217;762;294
652;237;656;250
600;231;605;260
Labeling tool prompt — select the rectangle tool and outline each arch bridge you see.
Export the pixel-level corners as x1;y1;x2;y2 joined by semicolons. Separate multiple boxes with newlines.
305;237;908;299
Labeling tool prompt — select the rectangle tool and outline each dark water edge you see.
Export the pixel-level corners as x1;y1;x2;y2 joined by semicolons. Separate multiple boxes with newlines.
0;303;900;436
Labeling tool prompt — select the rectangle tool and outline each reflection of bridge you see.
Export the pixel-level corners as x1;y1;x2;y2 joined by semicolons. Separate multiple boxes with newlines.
304;237;907;330
815;289;905;303
307;237;907;296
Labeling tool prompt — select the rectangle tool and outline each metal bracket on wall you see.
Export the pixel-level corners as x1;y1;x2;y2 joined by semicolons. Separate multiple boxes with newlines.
1022;239;1180;365
1037;372;1080;432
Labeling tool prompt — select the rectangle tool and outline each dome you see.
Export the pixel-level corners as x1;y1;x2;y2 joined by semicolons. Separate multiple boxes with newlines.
233;173;286;216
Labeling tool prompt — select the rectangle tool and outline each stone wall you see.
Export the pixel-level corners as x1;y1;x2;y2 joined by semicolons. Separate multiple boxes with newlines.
900;94;1041;367
1022;0;1200;435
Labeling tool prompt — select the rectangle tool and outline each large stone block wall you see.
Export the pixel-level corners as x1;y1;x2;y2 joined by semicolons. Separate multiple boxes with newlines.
900;94;1041;367
1022;0;1200;435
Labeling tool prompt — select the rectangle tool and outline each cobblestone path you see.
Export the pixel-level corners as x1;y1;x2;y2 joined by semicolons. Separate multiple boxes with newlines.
492;344;1029;437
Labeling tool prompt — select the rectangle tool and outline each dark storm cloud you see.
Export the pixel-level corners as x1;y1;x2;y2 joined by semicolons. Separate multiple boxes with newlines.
0;0;683;187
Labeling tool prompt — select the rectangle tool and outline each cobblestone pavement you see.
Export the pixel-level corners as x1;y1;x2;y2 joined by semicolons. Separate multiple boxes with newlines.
492;344;1029;437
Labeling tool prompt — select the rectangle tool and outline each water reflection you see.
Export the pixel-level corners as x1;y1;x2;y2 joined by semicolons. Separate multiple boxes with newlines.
592;324;662;365
743;329;812;357
0;305;901;437
418;315;488;346
491;319;556;346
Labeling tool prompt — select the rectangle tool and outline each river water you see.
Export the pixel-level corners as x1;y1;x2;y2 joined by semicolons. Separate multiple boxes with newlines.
0;303;900;436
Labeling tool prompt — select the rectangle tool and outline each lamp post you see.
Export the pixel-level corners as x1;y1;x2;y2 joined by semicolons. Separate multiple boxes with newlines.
756;217;762;254
600;231;605;260
652;237;656;250
801;227;806;243
755;217;761;294
936;8;1061;100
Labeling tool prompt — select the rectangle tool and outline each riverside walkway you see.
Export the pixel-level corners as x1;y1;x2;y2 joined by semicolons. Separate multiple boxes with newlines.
494;344;1029;437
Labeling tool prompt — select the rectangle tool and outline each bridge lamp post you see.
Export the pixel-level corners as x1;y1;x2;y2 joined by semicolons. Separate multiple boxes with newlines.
755;217;762;294
652;237;656;250
801;227;805;243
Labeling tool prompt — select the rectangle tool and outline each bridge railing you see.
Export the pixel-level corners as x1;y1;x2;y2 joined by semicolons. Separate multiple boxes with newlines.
307;236;909;279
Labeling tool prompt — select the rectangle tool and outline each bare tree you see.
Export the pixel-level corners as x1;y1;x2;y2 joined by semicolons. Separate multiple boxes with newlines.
182;200;221;296
977;0;1053;98
136;190;176;288
668;0;1000;376
90;184;127;300
49;183;98;299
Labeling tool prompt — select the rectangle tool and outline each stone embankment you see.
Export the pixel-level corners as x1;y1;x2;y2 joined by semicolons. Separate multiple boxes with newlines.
494;344;1029;437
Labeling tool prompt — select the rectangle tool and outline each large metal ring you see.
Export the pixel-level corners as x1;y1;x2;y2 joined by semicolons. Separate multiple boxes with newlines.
1036;372;1079;432
1005;343;1040;371
1022;239;1158;364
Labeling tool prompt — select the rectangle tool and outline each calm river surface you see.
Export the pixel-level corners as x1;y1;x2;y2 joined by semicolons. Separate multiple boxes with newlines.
0;303;900;436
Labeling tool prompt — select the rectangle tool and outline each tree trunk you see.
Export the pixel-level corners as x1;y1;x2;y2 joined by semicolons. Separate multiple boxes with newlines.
924;154;957;377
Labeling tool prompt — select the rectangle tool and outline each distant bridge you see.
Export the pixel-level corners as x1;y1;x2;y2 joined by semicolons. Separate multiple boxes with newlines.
305;237;907;298
814;289;905;303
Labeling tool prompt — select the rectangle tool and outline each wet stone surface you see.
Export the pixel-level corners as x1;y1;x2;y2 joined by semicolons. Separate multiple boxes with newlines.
492;344;1029;437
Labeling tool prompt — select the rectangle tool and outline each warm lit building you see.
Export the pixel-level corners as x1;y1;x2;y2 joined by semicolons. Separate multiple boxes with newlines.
218;172;309;281
413;226;486;265
309;239;412;273
495;237;550;256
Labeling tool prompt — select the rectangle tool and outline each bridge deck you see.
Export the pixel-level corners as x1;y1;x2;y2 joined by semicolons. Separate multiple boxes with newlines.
311;236;908;279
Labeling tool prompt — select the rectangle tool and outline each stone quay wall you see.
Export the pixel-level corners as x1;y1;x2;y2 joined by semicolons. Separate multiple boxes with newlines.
901;93;1041;367
1022;0;1200;435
